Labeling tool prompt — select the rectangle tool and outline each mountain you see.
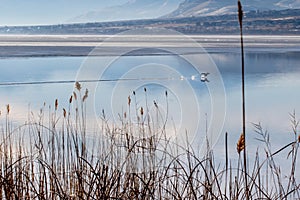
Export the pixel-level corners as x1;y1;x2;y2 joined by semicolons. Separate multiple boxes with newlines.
2;8;299;35
68;0;182;23
164;0;300;18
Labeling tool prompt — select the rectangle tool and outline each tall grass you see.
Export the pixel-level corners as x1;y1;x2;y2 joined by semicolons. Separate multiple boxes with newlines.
0;82;299;199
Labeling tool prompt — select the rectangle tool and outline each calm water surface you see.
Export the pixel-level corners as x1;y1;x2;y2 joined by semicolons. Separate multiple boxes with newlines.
0;37;300;162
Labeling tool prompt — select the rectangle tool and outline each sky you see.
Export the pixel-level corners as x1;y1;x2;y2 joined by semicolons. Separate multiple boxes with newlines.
0;0;129;26
0;0;183;26
2;0;297;26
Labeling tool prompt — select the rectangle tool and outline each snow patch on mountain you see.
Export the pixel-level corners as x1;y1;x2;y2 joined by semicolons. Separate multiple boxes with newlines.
164;0;300;18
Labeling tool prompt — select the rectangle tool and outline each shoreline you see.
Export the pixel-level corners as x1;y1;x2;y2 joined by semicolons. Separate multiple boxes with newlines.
0;35;299;57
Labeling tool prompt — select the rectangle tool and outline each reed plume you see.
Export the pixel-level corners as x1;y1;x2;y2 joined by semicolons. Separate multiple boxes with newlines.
237;133;245;154
75;81;81;91
238;1;249;199
128;96;131;106
140;107;144;116
73;91;77;100
6;104;10;114
63;108;66;118
82;89;88;102
55;99;58;110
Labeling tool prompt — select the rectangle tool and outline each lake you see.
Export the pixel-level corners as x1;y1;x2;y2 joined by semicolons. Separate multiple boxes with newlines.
0;33;300;162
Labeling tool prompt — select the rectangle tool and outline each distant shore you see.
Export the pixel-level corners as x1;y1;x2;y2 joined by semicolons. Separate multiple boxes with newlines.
0;35;299;57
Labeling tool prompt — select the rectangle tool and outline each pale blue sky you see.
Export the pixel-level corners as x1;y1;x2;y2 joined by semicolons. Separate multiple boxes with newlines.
0;0;129;26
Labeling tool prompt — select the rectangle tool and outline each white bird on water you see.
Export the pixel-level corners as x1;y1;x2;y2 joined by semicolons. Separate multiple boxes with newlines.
201;73;210;82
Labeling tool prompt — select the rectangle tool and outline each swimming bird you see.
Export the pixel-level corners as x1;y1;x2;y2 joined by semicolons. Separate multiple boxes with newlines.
201;73;210;82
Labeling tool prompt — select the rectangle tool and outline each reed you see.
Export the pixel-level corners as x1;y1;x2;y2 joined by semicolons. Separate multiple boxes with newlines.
0;82;298;199
237;0;249;199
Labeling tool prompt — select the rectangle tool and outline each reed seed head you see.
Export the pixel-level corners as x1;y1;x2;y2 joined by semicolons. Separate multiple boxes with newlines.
6;104;10;114
82;89;88;102
73;92;77;100
128;96;131;106
69;95;73;104
238;0;243;26
55;99;58;110
298;134;300;143
144;87;147;92
237;133;245;154
140;107;144;116
63;108;66;118
133;91;136;95
154;100;158;108
124;112;127;119
102;109;106;119
75;82;81;91
165;90;168;97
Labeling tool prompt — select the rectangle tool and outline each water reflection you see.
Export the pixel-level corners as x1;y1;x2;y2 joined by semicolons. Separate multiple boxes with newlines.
0;49;299;152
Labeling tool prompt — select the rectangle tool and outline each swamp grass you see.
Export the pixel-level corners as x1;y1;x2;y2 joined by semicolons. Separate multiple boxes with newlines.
0;83;299;199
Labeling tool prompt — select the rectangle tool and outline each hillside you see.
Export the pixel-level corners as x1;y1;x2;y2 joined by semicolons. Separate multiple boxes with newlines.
0;9;299;35
164;0;300;18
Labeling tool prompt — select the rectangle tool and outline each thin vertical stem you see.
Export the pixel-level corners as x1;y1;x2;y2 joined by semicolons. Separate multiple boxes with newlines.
238;1;249;199
225;132;228;197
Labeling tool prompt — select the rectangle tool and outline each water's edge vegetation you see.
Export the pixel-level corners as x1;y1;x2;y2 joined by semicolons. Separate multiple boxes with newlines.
0;83;299;199
0;1;299;199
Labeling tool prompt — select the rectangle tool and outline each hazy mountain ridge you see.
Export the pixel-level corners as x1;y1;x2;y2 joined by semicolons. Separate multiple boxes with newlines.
68;0;181;23
164;0;300;18
1;8;299;35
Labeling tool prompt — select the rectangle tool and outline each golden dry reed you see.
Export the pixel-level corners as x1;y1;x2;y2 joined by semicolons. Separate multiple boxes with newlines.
237;133;245;154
